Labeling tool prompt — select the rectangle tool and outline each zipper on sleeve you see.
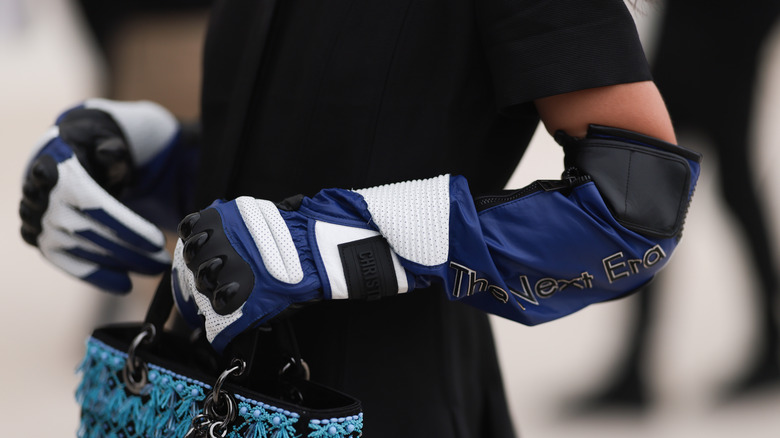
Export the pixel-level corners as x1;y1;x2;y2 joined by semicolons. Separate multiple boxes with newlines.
474;169;591;212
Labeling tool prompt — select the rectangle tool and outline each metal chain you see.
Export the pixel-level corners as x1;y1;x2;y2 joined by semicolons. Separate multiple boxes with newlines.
122;323;156;395
185;359;246;438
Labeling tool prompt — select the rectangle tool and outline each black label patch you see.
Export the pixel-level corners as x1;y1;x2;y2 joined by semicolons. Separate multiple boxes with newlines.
338;236;398;301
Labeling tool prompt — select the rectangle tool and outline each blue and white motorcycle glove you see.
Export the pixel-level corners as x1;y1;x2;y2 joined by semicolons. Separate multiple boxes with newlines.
173;125;701;352
19;99;182;293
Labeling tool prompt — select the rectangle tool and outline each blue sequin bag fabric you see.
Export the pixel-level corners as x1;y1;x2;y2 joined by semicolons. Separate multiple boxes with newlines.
76;274;364;438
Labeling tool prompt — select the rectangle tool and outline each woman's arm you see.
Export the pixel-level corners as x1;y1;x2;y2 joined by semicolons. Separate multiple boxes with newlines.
535;80;677;143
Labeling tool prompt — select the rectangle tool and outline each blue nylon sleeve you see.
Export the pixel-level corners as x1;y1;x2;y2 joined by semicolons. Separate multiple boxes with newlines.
431;152;700;325
453;180;667;324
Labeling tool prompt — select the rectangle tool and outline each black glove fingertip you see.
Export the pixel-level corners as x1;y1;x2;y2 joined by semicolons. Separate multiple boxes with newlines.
30;156;59;190
196;257;223;292
212;282;240;314
178;212;201;239
20;224;39;247
183;231;209;265
95;137;132;191
22;180;42;200
19;201;38;224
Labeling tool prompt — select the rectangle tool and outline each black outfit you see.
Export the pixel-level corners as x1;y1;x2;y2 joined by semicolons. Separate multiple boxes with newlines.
194;0;651;436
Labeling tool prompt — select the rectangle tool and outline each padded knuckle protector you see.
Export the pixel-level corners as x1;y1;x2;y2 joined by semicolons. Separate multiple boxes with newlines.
183;208;255;315
563;126;701;239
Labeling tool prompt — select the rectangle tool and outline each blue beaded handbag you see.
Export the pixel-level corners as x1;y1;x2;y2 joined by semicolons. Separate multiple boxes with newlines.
76;273;364;438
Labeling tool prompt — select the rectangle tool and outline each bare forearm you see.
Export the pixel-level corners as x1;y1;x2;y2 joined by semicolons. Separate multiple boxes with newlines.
534;80;677;143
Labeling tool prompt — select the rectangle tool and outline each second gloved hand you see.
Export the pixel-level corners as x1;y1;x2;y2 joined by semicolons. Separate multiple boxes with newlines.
20;99;179;293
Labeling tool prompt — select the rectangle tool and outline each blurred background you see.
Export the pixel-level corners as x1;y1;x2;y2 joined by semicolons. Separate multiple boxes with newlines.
1;0;779;436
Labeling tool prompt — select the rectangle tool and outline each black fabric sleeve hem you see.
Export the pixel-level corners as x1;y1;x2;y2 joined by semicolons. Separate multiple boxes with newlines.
487;17;652;116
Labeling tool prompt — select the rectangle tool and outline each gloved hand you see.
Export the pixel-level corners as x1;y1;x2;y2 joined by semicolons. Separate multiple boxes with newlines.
19;99;180;293
173;125;701;352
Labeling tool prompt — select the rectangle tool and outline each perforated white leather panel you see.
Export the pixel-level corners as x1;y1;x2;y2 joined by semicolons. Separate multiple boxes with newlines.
235;197;303;284
354;174;450;267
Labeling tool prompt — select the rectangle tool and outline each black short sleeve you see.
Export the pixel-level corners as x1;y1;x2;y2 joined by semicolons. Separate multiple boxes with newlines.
478;0;652;113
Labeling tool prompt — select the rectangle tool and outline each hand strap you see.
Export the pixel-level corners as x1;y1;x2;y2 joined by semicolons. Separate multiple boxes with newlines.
142;271;309;390
225;317;309;384
144;270;174;336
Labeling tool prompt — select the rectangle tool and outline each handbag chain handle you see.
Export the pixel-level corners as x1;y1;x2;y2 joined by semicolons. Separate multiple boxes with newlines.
122;270;172;395
185;358;247;438
119;271;311;437
122;323;156;395
115;271;250;437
